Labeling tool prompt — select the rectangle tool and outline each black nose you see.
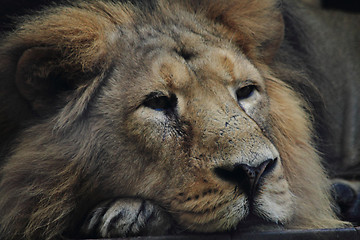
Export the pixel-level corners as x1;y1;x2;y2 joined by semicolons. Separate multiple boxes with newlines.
214;158;277;196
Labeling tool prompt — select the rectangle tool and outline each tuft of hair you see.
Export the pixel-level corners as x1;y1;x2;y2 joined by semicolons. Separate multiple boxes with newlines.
1;1;136;71
185;0;284;61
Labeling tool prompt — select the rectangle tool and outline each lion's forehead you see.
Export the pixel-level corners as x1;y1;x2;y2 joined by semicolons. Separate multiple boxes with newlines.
116;19;263;91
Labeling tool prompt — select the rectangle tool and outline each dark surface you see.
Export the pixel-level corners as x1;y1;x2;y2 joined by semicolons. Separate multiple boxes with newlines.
75;227;360;240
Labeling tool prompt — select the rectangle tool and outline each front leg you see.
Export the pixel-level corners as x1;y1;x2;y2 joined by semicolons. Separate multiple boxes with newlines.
80;198;173;238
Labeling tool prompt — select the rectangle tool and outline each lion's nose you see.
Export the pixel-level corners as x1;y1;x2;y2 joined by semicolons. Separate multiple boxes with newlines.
214;158;277;196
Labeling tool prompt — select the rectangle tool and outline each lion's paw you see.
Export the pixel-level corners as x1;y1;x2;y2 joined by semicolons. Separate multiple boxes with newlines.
331;180;360;224
80;198;173;238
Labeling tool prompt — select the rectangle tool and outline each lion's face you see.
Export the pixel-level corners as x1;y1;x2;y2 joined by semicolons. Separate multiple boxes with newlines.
89;16;292;232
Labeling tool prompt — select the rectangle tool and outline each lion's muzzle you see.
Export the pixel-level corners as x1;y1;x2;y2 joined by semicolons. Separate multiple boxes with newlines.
214;157;278;198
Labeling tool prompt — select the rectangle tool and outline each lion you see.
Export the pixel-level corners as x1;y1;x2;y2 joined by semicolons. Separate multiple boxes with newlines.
0;0;358;239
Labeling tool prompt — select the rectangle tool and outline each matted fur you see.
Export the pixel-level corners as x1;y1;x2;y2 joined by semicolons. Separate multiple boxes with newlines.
0;0;347;239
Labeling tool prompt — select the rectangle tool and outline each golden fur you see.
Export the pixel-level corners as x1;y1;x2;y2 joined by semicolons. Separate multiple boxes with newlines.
0;0;347;239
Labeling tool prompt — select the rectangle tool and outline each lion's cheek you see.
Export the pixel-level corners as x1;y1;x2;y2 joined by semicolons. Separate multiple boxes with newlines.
254;164;295;224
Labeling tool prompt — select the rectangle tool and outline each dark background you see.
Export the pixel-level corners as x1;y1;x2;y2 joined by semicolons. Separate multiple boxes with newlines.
323;0;360;11
0;0;360;33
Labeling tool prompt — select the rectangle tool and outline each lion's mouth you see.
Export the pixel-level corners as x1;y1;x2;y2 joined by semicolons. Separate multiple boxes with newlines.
171;188;286;233
174;210;283;234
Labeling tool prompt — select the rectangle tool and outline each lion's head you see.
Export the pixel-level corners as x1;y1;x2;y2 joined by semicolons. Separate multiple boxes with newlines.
0;0;345;239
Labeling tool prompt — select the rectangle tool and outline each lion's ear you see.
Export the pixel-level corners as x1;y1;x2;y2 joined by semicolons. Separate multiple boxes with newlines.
15;47;80;114
16;47;59;113
196;0;284;63
6;1;131;116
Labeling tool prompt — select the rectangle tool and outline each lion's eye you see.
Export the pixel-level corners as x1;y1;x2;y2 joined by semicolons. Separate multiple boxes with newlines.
143;92;177;112
236;85;257;101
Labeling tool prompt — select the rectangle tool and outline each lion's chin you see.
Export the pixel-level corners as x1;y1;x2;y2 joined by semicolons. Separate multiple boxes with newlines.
174;197;287;234
177;213;283;235
177;209;283;234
